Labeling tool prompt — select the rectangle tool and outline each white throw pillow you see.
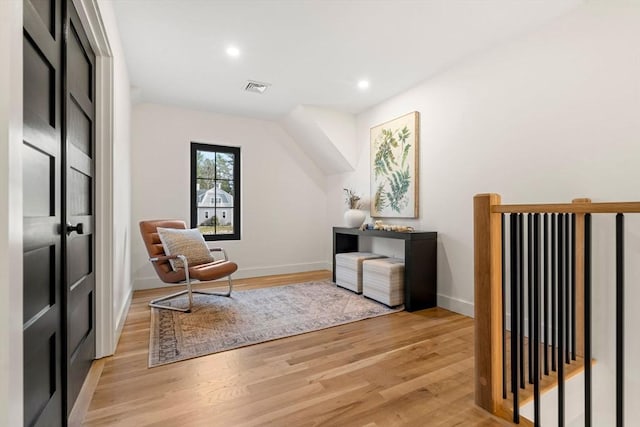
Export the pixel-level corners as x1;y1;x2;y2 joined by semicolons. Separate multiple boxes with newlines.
156;227;214;270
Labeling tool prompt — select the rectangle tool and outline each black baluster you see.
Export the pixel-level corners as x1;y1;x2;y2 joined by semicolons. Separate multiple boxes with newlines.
528;213;533;384
502;213;506;399
616;213;624;427
519;213;525;389
552;213;557;372
558;214;565;427
543;213;549;376
565;213;570;365
571;214;576;361
533;213;541;426
584;214;592;427
510;213;520;423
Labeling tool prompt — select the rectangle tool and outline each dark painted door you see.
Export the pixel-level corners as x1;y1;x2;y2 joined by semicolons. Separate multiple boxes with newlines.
23;0;96;424
63;0;96;413
23;0;64;425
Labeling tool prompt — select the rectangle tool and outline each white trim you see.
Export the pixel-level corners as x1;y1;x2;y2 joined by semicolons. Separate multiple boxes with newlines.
114;288;132;341
133;262;332;290
0;2;24;424
73;0;116;358
437;294;475;317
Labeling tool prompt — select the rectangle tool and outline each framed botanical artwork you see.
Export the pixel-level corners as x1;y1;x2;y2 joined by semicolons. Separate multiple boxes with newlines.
370;111;419;218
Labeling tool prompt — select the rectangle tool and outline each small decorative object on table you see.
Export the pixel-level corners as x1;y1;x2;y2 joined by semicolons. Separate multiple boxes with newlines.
343;188;366;228
373;220;414;232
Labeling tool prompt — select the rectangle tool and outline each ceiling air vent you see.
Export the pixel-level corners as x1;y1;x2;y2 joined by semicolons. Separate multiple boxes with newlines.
244;80;271;94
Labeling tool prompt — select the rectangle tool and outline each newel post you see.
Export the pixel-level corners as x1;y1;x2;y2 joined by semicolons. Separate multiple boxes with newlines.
474;193;503;413
572;198;591;358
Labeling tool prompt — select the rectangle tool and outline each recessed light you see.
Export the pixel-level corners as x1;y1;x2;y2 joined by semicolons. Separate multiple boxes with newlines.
226;46;240;57
358;80;370;90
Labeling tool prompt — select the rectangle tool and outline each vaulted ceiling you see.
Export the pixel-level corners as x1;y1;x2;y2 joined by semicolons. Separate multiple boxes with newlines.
113;0;582;120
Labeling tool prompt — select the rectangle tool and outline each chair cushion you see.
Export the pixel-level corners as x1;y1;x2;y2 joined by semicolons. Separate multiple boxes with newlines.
156;227;214;270
189;260;238;281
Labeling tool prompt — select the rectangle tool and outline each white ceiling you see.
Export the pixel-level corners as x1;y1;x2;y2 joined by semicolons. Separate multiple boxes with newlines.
112;0;582;120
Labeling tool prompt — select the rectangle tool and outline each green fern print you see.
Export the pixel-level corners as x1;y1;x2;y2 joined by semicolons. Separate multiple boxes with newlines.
372;125;412;214
374;183;387;212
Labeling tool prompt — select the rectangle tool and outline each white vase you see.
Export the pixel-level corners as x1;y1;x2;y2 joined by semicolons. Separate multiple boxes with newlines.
344;209;366;228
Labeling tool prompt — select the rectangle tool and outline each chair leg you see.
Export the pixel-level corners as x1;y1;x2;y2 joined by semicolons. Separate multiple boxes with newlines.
194;275;233;298
149;275;232;312
149;254;194;313
149;289;191;312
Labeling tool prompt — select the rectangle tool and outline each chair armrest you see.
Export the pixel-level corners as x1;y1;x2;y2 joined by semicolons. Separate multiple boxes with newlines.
150;254;190;278
150;254;179;263
209;247;229;261
150;254;189;268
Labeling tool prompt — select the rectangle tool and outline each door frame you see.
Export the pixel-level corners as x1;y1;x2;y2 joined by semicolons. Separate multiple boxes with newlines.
1;1;25;425
72;0;117;358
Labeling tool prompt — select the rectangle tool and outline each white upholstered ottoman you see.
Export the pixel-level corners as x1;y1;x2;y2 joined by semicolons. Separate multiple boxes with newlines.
362;258;405;306
335;252;386;293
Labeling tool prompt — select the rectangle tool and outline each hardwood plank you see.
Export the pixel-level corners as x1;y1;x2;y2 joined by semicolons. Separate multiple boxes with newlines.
78;271;513;426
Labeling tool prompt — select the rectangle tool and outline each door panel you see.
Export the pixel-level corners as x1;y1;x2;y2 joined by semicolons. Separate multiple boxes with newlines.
30;0;56;36
67;167;91;215
23;0;63;425
23;245;56;323
67;25;92;101
23;334;59;427
67;101;91;156
67;235;91;286
22;144;54;217
64;0;96;413
23;38;55;127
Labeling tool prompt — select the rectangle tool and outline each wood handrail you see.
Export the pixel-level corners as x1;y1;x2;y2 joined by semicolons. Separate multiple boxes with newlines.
493;201;640;214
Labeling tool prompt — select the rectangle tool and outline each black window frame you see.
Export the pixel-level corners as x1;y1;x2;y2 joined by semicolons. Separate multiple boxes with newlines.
190;142;241;241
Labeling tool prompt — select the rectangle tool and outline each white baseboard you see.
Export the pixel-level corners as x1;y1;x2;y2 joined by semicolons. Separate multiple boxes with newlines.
133;261;332;290
437;294;474;317
114;287;132;347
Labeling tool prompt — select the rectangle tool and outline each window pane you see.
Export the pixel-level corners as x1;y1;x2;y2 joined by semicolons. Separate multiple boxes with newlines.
196;179;215;193
199;225;216;236
196;151;216;179
227;180;235;197
218;180;234;204
196;179;215;231
214;208;234;235
216;152;234;180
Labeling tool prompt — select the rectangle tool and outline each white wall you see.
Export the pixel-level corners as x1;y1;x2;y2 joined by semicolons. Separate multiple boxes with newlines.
327;2;640;423
97;0;133;342
303;106;360;168
0;2;23;424
131;103;329;289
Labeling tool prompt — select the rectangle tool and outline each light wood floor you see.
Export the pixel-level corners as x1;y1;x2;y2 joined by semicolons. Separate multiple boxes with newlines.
76;271;513;426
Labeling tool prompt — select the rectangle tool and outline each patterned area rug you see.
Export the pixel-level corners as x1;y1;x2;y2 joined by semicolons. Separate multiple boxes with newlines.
149;280;402;367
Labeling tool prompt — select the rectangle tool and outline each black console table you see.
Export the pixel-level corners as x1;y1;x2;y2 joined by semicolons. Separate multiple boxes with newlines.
332;227;437;312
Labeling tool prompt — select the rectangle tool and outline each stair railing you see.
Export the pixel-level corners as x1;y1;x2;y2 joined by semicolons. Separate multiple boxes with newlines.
474;193;638;426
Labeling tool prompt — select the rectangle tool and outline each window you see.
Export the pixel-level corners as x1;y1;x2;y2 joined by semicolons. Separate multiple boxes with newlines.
191;142;240;240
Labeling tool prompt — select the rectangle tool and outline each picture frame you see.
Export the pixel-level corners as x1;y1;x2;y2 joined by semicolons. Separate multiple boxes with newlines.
370;111;419;218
